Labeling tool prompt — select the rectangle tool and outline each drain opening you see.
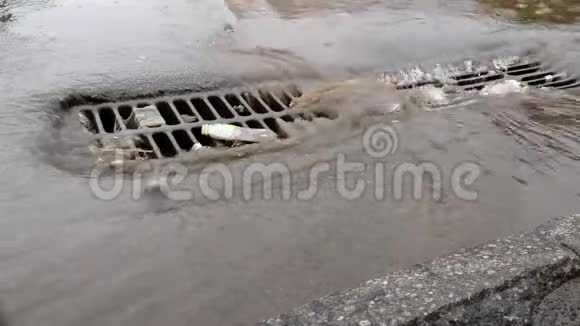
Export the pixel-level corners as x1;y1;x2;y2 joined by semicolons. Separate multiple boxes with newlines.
118;105;133;120
396;80;436;90
546;78;578;88
136;135;157;159
263;117;286;138
245;120;265;129
528;74;561;86
79;110;98;134
172;129;195;151
464;84;487;91
98;107;117;133
558;81;580;89
455;73;504;86
136;102;151;108
208;96;235;119
274;89;294;107
258;89;286;112
505;62;541;73
280;115;294;123
156;102;180;125
224;94;251;116
521;71;554;82
506;64;542;76
152;132;178;158
191;98;217;120
172;99;198;123
241;91;269;114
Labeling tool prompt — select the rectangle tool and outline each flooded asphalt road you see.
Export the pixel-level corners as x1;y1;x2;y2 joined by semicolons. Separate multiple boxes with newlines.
0;0;580;325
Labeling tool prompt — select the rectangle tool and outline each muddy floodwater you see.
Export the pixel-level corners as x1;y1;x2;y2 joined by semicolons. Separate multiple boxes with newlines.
1;1;579;325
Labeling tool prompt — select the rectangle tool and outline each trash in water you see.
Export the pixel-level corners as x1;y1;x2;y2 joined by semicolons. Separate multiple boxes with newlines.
232;104;249;115
85;106;164;166
201;123;277;143
126;106;166;128
481;80;528;96
90;136;152;167
492;56;520;71
192;143;206;151
78;112;96;133
181;114;198;123
416;85;449;106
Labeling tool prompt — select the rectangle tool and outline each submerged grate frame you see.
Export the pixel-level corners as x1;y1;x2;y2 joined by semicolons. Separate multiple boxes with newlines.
78;83;304;159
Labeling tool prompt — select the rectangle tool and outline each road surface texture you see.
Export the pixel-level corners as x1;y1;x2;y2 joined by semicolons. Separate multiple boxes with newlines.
260;214;580;325
0;1;579;325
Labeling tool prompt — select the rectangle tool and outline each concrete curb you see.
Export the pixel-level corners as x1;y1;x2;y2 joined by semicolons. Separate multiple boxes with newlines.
258;214;580;326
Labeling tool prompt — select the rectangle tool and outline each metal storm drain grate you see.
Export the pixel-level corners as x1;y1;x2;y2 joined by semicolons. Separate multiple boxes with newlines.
451;61;580;91
390;58;580;91
77;83;304;161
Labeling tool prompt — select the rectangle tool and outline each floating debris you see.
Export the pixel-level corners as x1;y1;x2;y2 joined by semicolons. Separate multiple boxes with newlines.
90;136;151;167
180;114;198;123
201;123;278;143
78;111;96;133
415;85;449;106
127;106;166;128
481;80;528;96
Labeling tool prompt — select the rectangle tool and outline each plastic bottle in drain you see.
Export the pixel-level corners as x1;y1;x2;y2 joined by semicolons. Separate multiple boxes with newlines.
201;123;277;143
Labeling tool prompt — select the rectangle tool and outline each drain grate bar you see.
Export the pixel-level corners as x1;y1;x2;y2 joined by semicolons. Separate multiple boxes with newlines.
504;61;542;73
527;73;566;86
520;71;555;82
464;82;492;91
166;132;182;154
168;101;185;124
236;93;258;115
506;66;543;76
112;109;125;131
94;110;106;134
544;78;578;88
146;134;162;159
455;73;504;86
557;81;580;90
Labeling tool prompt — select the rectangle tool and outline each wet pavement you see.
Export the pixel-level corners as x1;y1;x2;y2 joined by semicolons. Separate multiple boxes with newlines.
0;1;579;325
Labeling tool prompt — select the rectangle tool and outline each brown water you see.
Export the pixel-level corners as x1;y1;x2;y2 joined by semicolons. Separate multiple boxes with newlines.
0;1;579;326
481;0;580;24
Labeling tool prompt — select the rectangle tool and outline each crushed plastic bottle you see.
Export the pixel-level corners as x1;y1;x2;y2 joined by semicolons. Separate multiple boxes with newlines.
201;123;277;143
126;106;166;128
